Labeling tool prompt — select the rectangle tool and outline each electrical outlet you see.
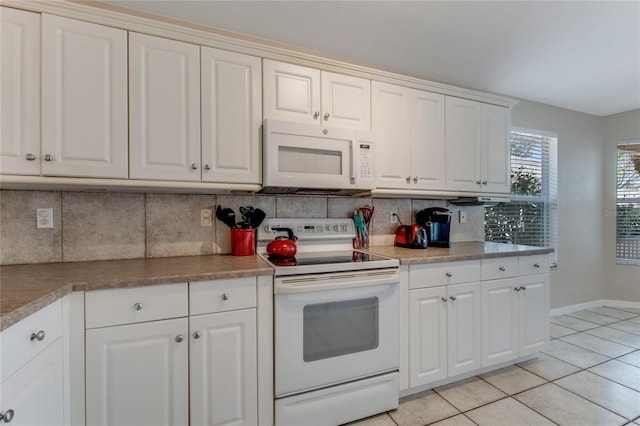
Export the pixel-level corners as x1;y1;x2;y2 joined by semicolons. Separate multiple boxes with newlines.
390;212;399;224
459;210;467;224
201;209;213;227
37;208;53;229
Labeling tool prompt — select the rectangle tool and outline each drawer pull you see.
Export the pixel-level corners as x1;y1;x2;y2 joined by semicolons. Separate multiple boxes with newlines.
533;263;541;268
514;287;521;292
499;266;506;272
193;331;201;339
445;272;453;278
0;409;15;423
221;293;229;301
449;296;457;301
133;302;143;311
175;335;184;343
520;286;527;291
30;330;45;342
441;297;448;302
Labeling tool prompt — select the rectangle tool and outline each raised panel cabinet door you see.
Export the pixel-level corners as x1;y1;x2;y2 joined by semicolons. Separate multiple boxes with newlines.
85;318;189;426
0;7;40;175
409;287;447;388
201;47;261;184
482;104;511;194
190;309;257;426
0;339;63;426
481;278;519;367
518;274;550;356
411;90;446;190
321;71;371;130
129;32;200;181
445;96;482;192
372;81;411;189
446;282;482;376
263;60;321;124
41;15;127;178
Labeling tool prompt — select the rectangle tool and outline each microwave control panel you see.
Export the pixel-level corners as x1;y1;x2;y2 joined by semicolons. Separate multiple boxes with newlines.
357;143;372;180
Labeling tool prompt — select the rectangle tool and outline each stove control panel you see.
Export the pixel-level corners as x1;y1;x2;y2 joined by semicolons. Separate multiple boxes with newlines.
257;218;356;242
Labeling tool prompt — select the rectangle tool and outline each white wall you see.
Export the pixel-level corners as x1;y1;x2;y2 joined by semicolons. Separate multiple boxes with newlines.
511;100;605;309
602;109;640;302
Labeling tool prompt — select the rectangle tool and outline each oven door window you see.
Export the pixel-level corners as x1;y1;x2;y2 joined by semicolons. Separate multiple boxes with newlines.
303;297;379;362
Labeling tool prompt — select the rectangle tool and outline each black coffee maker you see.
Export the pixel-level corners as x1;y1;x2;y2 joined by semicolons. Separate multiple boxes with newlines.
417;207;452;248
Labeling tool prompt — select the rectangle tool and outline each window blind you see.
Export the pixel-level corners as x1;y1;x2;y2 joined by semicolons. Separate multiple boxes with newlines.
616;140;640;264
485;129;558;265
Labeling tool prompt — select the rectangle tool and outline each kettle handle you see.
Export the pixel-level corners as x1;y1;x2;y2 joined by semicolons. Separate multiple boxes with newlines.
272;227;296;241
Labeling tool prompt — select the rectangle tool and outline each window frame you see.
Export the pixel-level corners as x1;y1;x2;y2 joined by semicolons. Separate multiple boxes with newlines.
616;139;640;265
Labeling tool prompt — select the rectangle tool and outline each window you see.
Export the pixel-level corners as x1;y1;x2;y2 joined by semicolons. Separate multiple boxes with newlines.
616;140;640;264
485;129;558;265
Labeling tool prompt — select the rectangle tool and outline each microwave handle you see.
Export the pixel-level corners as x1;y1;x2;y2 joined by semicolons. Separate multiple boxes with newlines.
350;141;356;181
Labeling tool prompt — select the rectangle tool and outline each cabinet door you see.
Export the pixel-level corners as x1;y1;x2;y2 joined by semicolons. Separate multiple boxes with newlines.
321;71;371;130
481;104;511;194
41;15;127;178
481;278;519;367
445;97;482;192
263;60;321;124
86;318;188;426
190;309;257;426
201;47;261;184
129;32;200;181
447;282;482;376
0;8;40;175
411;91;445;190
518;274;550;356
409;287;447;387
372;82;411;189
0;339;63;426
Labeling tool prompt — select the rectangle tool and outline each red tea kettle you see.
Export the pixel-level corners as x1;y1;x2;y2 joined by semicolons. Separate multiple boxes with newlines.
266;227;298;258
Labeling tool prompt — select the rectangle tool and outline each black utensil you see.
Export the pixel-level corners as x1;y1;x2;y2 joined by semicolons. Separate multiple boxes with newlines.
216;205;237;228
239;206;254;223
250;208;267;227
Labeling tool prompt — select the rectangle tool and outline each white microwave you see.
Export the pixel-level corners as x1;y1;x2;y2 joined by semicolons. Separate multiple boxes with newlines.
261;119;375;195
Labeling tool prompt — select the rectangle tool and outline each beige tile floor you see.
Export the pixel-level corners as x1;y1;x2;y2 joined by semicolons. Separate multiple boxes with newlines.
350;306;640;426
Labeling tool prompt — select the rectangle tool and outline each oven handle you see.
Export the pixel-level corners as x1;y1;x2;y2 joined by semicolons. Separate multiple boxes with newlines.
274;271;399;294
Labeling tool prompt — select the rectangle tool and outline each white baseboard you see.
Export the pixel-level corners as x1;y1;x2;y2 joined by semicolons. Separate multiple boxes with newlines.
551;299;640;317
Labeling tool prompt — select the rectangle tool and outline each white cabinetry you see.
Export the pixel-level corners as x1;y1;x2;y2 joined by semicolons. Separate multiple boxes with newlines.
41;15;128;178
129;32;201;182
0;300;64;426
0;7;40;175
201;47;261;184
372;82;445;190
263;60;370;130
445;97;510;194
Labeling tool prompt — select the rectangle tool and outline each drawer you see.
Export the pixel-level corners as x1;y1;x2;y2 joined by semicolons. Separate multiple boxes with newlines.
519;254;550;276
409;260;481;289
190;277;256;316
481;257;519;280
1;299;62;383
85;283;188;329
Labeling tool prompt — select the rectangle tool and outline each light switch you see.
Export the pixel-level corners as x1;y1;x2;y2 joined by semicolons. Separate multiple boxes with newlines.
37;208;54;229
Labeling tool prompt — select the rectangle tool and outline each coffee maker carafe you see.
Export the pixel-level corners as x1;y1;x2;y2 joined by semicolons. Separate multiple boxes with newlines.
417;207;452;248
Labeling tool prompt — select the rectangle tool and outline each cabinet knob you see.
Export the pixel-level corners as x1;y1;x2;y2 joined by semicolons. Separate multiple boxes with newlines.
445;272;453;278
533;263;541;268
190;163;198;170
193;331;201;339
323;113;330;121
204;164;211;170
133;302;143;311
449;296;457;301
499;266;506;272
476;180;482;185
482;181;488;185
406;176;411;184
175;335;184;343
221;293;229;301
413;176;418;183
44;154;54;162
441;297;448;302
30;330;45;342
520;286;527;291
514;287;521;292
0;409;15;423
24;153;36;161
313;111;320;120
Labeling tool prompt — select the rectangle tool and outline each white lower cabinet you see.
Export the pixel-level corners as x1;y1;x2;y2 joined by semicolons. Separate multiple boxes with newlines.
518;273;550;356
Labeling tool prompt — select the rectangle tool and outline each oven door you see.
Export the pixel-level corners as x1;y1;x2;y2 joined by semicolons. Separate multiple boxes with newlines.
274;269;400;397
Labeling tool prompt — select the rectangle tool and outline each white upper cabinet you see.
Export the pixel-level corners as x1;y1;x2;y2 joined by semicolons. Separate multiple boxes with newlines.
373;81;445;190
263;60;371;130
41;14;128;178
0;7;40;175
201;47;261;184
446;96;510;195
129;32;201;181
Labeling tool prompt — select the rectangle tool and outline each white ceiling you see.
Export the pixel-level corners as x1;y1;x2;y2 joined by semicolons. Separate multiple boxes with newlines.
99;0;640;116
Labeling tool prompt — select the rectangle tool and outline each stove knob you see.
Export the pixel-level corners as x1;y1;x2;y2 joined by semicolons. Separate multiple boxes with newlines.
341;224;348;232
333;225;339;231
325;225;331;231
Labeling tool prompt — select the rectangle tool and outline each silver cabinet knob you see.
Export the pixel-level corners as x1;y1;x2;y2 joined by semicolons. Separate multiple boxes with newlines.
441;297;448;302
204;164;211;170
449;296;457;301
44;154;54;162
30;330;45;342
175;335;184;343
0;409;15;423
221;293;229;301
445;272;453;278
406;176;411;184
499;266;506;272
190;163;198;170
25;153;36;161
323;113;330;121
133;302;143;311
413;176;418;183
533;263;541;268
482;181;488;185
193;331;201;339
476;180;482;185
313;111;320;120
322;129;328;135
514;287;521;292
520;286;527;291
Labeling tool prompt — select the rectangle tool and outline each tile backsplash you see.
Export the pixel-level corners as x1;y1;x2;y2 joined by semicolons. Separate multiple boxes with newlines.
0;190;485;265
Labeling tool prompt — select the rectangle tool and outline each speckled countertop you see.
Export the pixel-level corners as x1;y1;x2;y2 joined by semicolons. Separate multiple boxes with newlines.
0;242;552;331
